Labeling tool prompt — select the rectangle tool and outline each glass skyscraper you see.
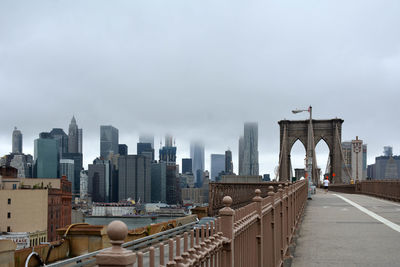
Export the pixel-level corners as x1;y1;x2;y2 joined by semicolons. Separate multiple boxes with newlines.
34;133;59;178
100;125;119;159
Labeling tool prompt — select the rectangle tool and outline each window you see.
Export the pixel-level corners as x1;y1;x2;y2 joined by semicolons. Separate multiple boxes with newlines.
7;199;11;205
7;226;10;232
12;184;16;190
7;212;11;219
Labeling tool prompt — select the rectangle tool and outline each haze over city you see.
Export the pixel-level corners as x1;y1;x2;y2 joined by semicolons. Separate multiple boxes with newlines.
1;0;400;175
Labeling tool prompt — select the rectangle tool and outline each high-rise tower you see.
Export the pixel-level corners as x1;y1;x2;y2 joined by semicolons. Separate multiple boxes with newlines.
190;141;204;187
12;127;23;154
68;116;79;153
241;122;259;176
100;125;119;159
225;150;233;174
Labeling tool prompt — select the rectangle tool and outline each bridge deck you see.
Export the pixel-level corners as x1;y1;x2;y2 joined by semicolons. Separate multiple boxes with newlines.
292;189;400;267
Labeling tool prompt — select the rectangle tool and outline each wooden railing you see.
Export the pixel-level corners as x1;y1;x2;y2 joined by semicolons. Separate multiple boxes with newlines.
96;180;308;267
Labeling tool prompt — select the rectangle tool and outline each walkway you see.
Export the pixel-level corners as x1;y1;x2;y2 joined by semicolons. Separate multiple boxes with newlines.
292;189;400;267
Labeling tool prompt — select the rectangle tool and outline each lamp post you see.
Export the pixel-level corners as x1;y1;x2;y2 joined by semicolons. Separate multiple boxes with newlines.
292;106;313;199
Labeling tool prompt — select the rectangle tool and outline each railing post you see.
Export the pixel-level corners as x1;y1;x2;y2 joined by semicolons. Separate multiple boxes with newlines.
219;196;235;267
96;220;136;267
268;186;276;267
252;189;263;267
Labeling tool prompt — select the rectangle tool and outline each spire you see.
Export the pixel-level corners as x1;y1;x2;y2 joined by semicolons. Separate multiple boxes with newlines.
71;115;77;125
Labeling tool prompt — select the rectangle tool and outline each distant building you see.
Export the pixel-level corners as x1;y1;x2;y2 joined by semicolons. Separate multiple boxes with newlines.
190;141;204;187
294;168;306;181
238;136;244;175
118;144;128;156
118;155;151;203
383;146;393;157
78;128;83;154
34;133;58;178
241;122;259;176
151;161;167;203
225;150;233;174
100;125;119;159
182;158;192;174
62;153;83;194
88;158;111;202
263;174;271;181
137;142;154;161
341;137;367;182
12;127;23;154
220;175;262;183
49;128;68;159
139;134;154;148
159;136;177;165
368;146;400;180
211;154;225;181
80;170;88;200
68;116;79;153
60;159;74;188
0;153;33;178
166;164;181;205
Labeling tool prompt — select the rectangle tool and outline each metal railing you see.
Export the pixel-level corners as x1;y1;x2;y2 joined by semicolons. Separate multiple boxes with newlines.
95;180;308;267
45;221;197;267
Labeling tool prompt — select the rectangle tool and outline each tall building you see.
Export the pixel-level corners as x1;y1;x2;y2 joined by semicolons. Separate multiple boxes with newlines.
62;153;83;194
241;122;259;176
34;133;59;178
88;158;111;202
139;134;154;149
383;146;393;157
166;164;181;205
225;150;233;174
238;136;244;175
368;146;400;180
119;144;128;156
78;128;83;154
151;161;167;203
211;154;225;181
159;135;177;165
12;127;23;154
60;159;75;188
190;141;204;187
341;137;367;182
0;153;33;178
137;142;155;161
118;155;151;203
80;170;88;200
182;158;192;174
49;128;68;159
100;125;119;159
68;116;79;153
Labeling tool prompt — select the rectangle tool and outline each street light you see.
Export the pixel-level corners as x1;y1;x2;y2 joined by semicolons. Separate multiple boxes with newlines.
292;106;313;200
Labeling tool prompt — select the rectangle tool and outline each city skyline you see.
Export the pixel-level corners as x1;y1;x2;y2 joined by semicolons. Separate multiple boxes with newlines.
1;1;400;176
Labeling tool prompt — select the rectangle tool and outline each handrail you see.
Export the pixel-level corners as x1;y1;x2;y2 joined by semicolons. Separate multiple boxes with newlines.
44;221;198;267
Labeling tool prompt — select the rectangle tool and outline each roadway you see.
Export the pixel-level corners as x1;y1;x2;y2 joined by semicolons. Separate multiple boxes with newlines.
292;189;400;267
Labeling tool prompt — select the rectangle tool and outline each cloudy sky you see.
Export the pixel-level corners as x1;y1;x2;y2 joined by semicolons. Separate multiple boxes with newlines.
1;0;400;177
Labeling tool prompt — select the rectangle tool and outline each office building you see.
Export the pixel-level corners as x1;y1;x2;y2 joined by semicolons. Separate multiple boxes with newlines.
211;154;225;181
34;133;59;178
368;146;400;180
383;146;393;157
190;141;204;187
118;155;151;203
159;135;177;165
49;128;69;159
166;164;181;205
182;158;192;174
78;128;83;154
341;137;367;182
238;136;244;175
80;170;88;200
88;158;111;202
241;122;259;176
60;159;75;188
151;161;167;203
119;144;128;156
62;153;83;194
139;134;154;148
225;150;233;174
12;127;22;154
68;116;79;153
100;125;119;159
0;153;33;178
137;142;154;161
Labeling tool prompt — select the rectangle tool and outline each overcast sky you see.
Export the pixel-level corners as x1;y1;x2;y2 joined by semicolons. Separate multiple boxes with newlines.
1;0;400;177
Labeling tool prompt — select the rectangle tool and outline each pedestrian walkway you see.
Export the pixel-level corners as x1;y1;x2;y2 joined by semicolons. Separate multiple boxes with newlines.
292;189;400;267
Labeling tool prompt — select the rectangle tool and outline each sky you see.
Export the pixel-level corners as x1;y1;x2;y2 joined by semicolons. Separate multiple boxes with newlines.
1;0;400;178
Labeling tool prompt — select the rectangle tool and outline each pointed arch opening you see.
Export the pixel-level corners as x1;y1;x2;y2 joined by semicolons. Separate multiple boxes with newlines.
315;138;331;184
290;139;307;180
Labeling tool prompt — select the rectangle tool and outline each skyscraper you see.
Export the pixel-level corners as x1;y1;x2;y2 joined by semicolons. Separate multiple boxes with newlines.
88;158;111;202
238;136;244;175
68;116;79;153
34;133;59;178
182;158;192;174
139;134;154;149
49;128;68;159
100;125;119;159
190;141;204;187
225;150;233;174
151;161;167;203
159;135;177;165
137;142;155;161
118;155;151;203
78;128;83;154
60;159;75;188
241;122;259;176
119;144;128;156
211;154;225;181
12;127;22;154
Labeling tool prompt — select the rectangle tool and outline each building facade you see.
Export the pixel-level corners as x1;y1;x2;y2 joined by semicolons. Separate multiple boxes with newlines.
241;122;259;176
100;125;119;159
12;127;22;154
190;141;204;187
68;116;79;154
34;133;58;178
151;161;167;203
211;154;225;181
182;158;192;174
225;150;233;174
88;158;111;202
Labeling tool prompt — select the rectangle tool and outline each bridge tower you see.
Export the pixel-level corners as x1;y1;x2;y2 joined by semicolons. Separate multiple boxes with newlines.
278;118;344;184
